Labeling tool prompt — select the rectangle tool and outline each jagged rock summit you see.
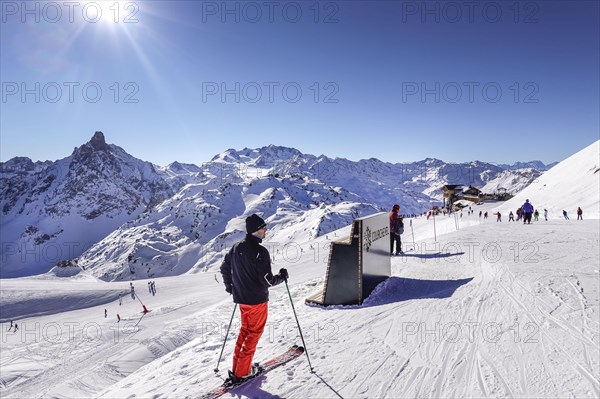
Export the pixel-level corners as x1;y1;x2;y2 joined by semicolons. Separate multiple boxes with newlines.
89;131;110;151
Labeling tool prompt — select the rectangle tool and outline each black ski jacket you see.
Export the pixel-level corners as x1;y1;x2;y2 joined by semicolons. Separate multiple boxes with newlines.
220;234;284;305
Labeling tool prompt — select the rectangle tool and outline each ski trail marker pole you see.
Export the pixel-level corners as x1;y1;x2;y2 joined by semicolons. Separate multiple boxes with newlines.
432;207;437;242
284;278;314;373
214;303;237;373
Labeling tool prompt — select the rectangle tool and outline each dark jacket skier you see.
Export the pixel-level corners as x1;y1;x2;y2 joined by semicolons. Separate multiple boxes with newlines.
220;214;288;382
389;204;404;255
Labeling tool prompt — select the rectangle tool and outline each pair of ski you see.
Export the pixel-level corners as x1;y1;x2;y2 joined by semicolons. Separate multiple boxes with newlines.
200;345;305;399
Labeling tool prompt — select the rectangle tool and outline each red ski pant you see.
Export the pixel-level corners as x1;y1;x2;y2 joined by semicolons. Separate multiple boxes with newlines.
232;302;268;378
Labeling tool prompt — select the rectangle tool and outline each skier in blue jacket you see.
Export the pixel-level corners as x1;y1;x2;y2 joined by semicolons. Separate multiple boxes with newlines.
522;199;534;224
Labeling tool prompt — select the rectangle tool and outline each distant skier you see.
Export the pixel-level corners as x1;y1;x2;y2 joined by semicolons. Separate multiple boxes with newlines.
533;209;539;221
117;314;121;323
479;210;482;218
516;207;522;221
508;211;515;222
495;212;502;222
8;320;13;332
131;285;135;300
522;199;534;224
484;211;488;219
544;209;548;221
563;210;569;220
105;309;107;318
148;281;152;293
13;323;18;333
577;207;583;220
389;204;404;255
220;214;288;384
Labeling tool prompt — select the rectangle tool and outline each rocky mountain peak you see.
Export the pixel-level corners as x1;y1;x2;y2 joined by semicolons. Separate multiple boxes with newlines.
89;131;109;151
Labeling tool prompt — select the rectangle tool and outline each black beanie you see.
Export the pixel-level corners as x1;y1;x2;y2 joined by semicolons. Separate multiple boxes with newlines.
246;214;266;234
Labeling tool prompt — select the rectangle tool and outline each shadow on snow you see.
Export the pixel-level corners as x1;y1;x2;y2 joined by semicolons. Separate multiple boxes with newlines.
361;276;474;307
309;276;474;310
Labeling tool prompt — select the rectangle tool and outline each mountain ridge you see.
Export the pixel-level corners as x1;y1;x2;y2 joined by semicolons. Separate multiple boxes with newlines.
1;132;551;278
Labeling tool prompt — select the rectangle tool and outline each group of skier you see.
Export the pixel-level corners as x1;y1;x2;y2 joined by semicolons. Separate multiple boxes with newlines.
464;202;584;224
103;279;159;322
6;320;18;333
148;281;157;296
507;202;583;223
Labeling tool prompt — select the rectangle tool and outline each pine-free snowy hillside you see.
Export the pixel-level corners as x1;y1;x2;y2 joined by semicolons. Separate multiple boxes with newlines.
78;177;378;281
66;144;550;281
0;132;174;278
493;140;600;219
0;133;550;279
1;141;598;399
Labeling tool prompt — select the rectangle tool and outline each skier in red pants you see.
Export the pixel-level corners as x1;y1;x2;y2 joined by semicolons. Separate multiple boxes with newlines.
220;214;288;384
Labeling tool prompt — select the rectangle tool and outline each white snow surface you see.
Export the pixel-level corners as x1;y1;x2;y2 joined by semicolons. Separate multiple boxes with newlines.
0;142;599;398
492;140;600;219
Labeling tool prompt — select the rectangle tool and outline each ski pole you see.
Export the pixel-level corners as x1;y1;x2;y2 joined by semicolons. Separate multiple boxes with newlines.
410;219;415;248
284;278;314;373
214;303;237;373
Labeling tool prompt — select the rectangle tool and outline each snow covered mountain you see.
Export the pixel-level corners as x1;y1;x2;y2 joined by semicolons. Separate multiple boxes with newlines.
1;140;597;399
1;133;546;278
499;160;559;170
0;132;174;277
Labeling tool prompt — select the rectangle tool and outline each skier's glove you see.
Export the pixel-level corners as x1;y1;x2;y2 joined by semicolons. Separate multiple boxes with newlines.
278;268;289;280
225;283;233;295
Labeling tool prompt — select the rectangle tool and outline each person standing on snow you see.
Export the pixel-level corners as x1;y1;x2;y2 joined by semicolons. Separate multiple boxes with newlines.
220;214;288;384
522;199;534;224
508;211;515;222
563;210;569;220
533;209;539;221
544;209;548;221
577;207;583;220
389;204;404;255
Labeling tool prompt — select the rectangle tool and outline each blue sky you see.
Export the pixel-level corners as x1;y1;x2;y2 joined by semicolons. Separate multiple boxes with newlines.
1;0;598;166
